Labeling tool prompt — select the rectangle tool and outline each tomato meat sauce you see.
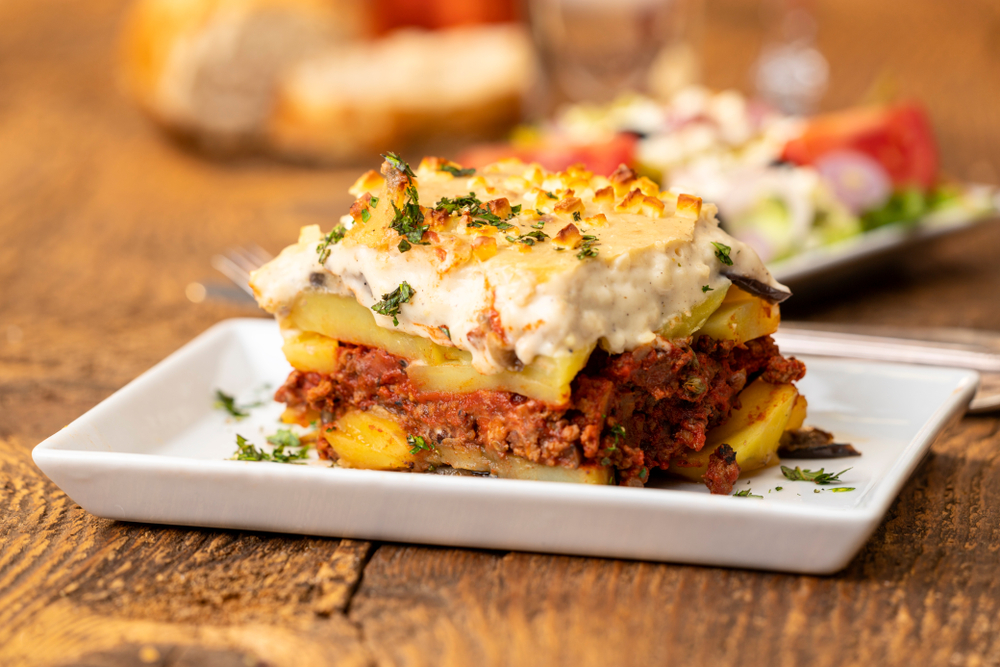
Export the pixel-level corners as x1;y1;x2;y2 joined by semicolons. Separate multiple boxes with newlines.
275;335;805;492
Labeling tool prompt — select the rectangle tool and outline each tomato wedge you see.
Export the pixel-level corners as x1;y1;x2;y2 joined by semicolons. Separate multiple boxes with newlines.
781;103;939;190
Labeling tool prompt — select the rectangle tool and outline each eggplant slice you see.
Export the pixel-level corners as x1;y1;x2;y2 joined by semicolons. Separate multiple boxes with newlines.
723;270;792;304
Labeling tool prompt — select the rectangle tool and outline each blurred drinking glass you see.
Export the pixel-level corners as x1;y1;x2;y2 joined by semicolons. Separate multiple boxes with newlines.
526;0;703;114
753;0;828;115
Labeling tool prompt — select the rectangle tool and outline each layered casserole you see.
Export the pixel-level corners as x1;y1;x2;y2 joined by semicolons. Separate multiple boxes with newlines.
250;155;806;493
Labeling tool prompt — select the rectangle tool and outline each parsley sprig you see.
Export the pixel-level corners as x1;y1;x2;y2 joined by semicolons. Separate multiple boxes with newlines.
232;431;310;463
440;165;476;177
434;192;518;231
576;234;599;260
372;281;416;326
317;225;347;263
382;152;415;177
780;465;852;485
506;230;549;246
215;390;251;419
390;184;429;253
712;242;734;266
407;434;434;454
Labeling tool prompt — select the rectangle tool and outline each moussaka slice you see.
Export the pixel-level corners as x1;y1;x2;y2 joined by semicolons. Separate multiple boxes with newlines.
250;154;806;493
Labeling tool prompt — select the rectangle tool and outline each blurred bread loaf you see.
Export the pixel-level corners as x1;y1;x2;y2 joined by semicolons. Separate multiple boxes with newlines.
120;0;532;161
120;0;367;152
267;24;533;163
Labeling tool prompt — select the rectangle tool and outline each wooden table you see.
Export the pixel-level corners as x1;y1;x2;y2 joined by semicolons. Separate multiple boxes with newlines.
2;1;1000;665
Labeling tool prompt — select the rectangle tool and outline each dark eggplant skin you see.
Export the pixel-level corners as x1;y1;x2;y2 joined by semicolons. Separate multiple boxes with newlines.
777;443;861;459
723;270;792;304
778;427;861;459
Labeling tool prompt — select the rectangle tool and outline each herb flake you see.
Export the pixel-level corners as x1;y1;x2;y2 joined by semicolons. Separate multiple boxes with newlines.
372;281;416;326
506;230;549;246
317;225;347;263
390;185;429;253
440;165;476;177
214;390;249;419
435;192;516;231
382;152;415;177
733;489;763;498
408;434;433;454
576;234;599;260
780;465;852;485
232;433;309;463
712;242;734;266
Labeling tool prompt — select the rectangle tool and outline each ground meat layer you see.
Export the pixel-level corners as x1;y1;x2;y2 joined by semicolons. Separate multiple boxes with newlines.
275;335;805;490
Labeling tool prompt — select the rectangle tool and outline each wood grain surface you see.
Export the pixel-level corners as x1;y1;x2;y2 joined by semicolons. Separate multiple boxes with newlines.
1;1;999;666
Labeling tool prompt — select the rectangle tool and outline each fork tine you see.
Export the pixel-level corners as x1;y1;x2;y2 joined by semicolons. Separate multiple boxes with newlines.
228;247;263;275
211;245;275;297
246;243;274;266
211;254;254;296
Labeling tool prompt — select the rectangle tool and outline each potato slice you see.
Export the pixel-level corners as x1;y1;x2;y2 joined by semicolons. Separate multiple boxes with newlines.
325;408;611;483
671;378;799;482
490;457;612;484
282;331;339;374
695;288;780;344
290;292;462;365
324;408;417;470
786;394;808;431
405;345;593;406
658;285;729;339
289;291;595;404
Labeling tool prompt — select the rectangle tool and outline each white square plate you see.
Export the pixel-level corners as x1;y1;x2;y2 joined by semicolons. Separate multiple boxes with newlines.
33;319;978;574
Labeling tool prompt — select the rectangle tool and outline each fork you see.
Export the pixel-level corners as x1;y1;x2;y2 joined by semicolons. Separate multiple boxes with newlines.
211;244;273;296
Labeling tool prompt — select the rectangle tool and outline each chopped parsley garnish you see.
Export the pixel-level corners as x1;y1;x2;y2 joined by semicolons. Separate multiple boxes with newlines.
506;230;549;246
440;165;476;177
214;390;249;418
712;242;734;266
434;192;516;231
780;465;852;485
435;192;482;215
733;489;763;498
610;424;626;445
390;184;429;253
360;208;371;223
572;211;582;222
439;325;451;340
370;195;380;207
828;487;856;493
382;151;415;177
317;225;347;263
531;220;546;229
702;285;714;293
775;486;783;491
232;433;310;463
372;281;416;326
544;191;557;200
576;234;599;260
407;434;433;454
266;428;301;449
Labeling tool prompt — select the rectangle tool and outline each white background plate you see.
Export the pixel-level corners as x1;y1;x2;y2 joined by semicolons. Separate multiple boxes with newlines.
33;319;978;574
